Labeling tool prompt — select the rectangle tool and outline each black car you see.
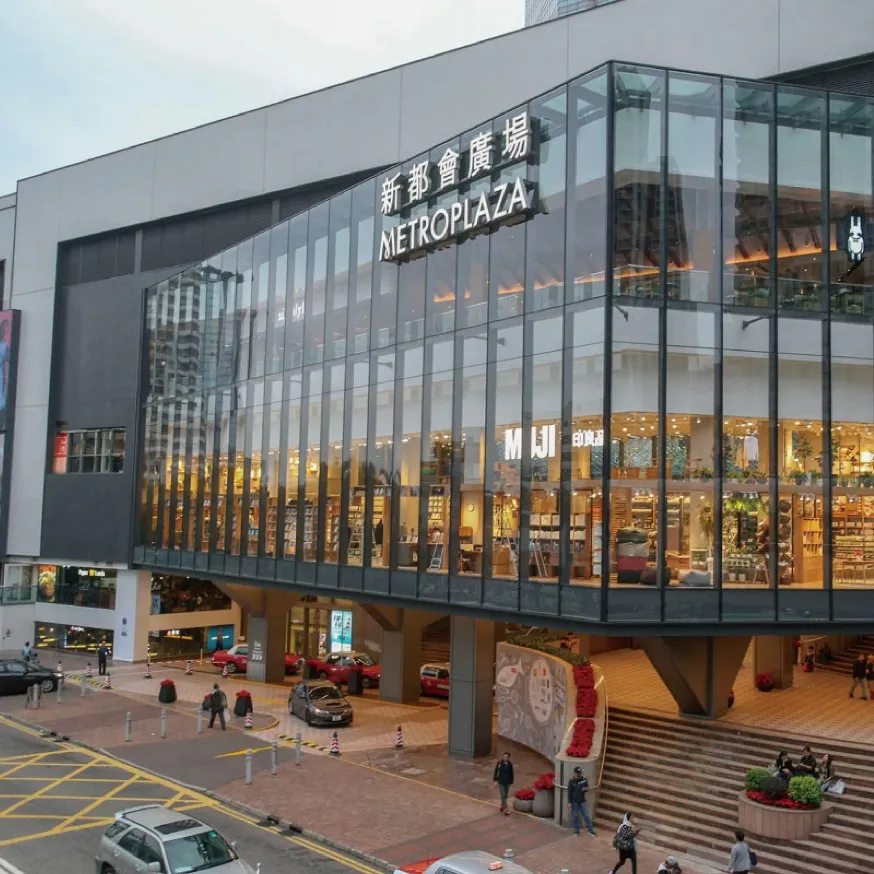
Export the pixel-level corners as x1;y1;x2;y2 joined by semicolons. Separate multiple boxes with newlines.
288;680;353;727
0;659;62;696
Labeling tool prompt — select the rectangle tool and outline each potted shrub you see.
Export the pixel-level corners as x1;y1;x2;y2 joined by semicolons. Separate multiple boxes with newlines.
755;672;774;692
158;678;177;704
532;772;555;818
744;767;772;792
788;775;823;809
513;788;535;813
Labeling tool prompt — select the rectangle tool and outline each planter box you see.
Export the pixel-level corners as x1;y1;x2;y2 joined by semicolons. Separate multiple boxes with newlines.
532;789;555;818
513;798;534;813
737;791;834;840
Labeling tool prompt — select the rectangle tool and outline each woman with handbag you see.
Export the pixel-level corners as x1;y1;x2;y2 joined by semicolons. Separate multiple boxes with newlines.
609;812;639;874
728;830;756;873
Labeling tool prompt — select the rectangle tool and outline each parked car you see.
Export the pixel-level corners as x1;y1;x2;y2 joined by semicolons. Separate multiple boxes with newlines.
394;851;536;874
420;663;451;698
212;645;304;675
0;659;62;697
288;680;353;727
307;652;381;688
96;804;257;874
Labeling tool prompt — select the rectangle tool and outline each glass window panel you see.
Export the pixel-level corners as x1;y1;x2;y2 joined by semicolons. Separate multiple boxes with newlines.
370;351;394;568
284;372;303;557
285;215;308;371
666;309;717;587
613;66;665;300
267;224;288;375
250;231;271;378
667;72;719;303
527;87;567;313
327;192;352;360
777;87;826;313
610;303;660;585
305;204;329;365
235;240;253;383
302;370;322;562
723;80;773;307
323;363;345;564
829;96;874;317
348;181;375;355
345;361;369;566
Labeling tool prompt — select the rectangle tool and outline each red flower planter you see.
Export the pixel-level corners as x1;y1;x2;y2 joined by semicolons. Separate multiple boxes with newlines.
514;788;535;801
576;687;597;718
746;790;815;811
565;717;595;758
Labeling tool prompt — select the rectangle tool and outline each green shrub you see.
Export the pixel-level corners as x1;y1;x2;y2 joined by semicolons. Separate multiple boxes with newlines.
788;775;822;808
505;631;590;667
744;767;773;791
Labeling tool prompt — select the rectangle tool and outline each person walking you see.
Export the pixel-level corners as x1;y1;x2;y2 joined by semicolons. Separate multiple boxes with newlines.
97;641;109;676
728;830;754;873
208;682;227;730
609;812;639;874
866;654;874;700
560;766;595;836
492;752;514;816
849;653;868;699
21;641;33;663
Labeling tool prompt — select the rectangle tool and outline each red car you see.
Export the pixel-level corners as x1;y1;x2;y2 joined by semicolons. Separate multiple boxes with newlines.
212;644;304;675
420;663;451;698
307;652;381;688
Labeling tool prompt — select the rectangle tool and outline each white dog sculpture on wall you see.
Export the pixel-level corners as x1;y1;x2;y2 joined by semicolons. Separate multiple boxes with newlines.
848;215;865;262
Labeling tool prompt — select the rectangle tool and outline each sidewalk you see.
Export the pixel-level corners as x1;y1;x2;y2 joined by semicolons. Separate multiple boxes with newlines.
2;683;714;874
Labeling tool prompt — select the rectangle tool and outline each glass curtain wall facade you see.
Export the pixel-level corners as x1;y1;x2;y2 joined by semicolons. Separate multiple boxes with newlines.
138;62;874;626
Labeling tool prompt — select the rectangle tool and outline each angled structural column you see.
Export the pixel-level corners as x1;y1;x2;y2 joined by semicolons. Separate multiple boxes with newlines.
640;636;750;718
363;606;434;703
448;616;495;758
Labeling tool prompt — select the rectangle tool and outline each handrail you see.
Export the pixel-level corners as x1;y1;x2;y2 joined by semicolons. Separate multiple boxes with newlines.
592;672;609;790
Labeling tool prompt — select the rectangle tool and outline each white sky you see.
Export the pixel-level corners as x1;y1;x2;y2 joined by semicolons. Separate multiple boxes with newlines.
0;0;523;194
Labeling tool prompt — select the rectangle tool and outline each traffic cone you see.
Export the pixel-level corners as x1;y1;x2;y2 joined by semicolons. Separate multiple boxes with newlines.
185;660;193;675
330;731;340;756
144;661;152;679
103;673;112;690
244;712;253;730
222;663;229;679
395;725;404;749
86;663;93;678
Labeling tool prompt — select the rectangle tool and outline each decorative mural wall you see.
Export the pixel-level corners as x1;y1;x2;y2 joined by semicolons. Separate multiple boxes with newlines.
495;642;573;760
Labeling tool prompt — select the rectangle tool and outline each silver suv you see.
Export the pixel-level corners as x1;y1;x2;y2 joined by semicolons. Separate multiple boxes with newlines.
95;805;257;874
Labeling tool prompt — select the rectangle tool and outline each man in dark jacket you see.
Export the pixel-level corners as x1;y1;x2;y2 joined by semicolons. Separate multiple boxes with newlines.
97;642;109;676
849;653;868;699
209;682;227;730
493;752;514;815
561;766;595;836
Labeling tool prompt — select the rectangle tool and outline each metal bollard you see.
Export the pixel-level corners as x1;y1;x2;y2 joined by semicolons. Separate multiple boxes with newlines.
294;732;302;766
81;677;87;697
56;680;62;703
270;741;278;776
33;683;41;709
160;708;168;739
503;850;514;862
245;750;253;785
197;707;204;734
125;712;132;742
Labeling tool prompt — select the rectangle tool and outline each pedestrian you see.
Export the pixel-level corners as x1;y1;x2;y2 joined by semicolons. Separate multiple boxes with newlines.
728;830;755;874
849;653;867;699
559;766;595;836
209;682;227;730
97;641;109;676
657;857;681;874
866;654;874;700
609;811;639;874
21;641;32;663
492;751;514;816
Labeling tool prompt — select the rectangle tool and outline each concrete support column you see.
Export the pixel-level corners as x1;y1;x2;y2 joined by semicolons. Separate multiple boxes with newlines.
641;636;750;718
753;635;795;690
113;570;152;662
374;609;431;703
448;616;495;758
246;612;287;685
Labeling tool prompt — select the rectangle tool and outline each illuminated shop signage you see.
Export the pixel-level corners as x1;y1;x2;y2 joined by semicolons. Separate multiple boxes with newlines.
503;426;604;461
843;211;867;263
379;111;537;263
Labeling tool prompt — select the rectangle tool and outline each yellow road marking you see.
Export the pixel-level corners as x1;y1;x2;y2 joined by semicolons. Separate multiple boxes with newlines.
288;835;384;874
50;774;141;832
0;759;98;817
0;817;114;848
214;745;275;758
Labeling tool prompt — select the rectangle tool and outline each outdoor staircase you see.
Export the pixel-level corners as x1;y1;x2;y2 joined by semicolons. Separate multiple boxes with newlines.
420;617;450;664
816;636;874;676
597;708;874;874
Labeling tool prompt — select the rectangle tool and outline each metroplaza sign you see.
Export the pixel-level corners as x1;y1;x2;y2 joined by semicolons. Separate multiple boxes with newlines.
378;110;538;263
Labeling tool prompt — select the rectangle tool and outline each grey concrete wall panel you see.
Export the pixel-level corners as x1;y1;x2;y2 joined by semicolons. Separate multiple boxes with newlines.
152;112;268;220
41;472;133;564
0;197;15;307
12;172;61;295
398;22;570;160
56;143;157;242
264;69;403;196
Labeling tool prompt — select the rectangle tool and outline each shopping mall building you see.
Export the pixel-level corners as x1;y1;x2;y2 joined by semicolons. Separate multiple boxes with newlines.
2;0;874;752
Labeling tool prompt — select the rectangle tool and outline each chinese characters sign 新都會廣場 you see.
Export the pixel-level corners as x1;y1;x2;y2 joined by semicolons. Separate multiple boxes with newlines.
378;111;537;263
